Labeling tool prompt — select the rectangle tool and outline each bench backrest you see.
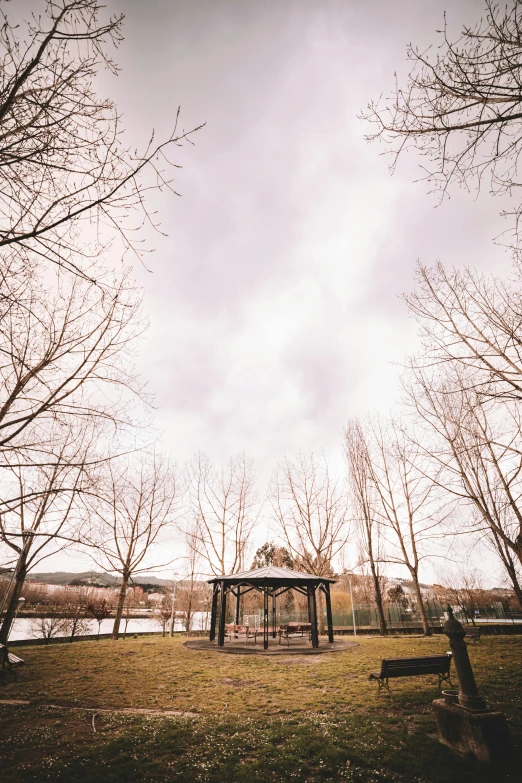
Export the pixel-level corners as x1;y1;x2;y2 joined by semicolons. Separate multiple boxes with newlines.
380;654;451;679
465;627;480;637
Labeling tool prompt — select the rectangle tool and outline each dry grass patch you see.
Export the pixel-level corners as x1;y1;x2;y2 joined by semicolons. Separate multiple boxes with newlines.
0;634;520;782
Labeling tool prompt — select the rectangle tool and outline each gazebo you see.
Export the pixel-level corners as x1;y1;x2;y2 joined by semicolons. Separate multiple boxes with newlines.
207;566;336;650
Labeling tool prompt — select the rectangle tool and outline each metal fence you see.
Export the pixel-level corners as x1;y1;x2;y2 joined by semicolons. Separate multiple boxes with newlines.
330;601;522;629
249;600;522;631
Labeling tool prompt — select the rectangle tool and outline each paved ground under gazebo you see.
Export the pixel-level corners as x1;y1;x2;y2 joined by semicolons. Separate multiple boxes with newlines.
185;637;358;655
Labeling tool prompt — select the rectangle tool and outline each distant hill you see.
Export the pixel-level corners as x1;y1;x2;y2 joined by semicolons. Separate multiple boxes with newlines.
27;571;170;588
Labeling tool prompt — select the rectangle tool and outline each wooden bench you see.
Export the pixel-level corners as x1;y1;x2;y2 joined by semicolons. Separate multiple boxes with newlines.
0;643;25;681
224;623;258;645
278;623;312;646
464;627;481;644
369;654;453;697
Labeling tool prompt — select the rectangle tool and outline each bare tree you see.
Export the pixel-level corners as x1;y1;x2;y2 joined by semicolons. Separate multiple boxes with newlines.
271;452;349;633
0;0;202;279
30;615;68;644
0;421;96;645
92;450;179;640
186;453;258;577
408;367;522;605
345;420;387;635
61;614;93;643
405;261;522;403
61;586;94;642
176;529;202;633
85;598;111;641
362;0;522;243
0;262;145;454
154;600;171;637
433;567;487;626
271;452;349;576
362;417;451;636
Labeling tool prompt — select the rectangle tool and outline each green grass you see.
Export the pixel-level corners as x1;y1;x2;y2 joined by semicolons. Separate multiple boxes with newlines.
0;634;520;782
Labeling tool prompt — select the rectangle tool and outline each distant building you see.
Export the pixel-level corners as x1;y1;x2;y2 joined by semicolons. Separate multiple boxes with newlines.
147;592;165;604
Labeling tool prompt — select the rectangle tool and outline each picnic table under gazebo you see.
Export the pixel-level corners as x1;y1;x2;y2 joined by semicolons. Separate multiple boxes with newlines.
207;565;336;650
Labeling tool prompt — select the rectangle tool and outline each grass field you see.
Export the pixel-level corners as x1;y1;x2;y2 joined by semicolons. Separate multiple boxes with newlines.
0;633;520;782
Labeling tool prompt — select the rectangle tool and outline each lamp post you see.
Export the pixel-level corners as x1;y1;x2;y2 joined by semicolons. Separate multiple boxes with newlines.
169;574;179;638
349;574;357;637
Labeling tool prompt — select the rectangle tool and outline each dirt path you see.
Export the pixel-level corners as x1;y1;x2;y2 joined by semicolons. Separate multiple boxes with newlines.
0;699;197;717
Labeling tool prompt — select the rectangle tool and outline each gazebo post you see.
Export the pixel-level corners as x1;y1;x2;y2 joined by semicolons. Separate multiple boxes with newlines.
209;583;219;641
307;585;319;648
235;587;241;625
263;586;269;650
324;583;334;643
217;581;227;647
272;589;277;638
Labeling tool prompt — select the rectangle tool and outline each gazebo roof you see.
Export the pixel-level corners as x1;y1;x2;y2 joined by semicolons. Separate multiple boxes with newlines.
207;565;336;585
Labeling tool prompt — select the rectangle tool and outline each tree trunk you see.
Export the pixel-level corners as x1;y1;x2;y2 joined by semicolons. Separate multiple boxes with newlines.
507;565;522;611
112;573;129;640
370;562;387;635
411;571;432;636
0;560;27;646
497;537;522;611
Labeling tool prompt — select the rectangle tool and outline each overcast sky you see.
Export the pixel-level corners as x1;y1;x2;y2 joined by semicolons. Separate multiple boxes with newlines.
29;0;515;583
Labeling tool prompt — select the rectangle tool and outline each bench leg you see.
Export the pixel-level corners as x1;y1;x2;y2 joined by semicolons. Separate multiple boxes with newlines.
377;678;392;699
438;671;454;691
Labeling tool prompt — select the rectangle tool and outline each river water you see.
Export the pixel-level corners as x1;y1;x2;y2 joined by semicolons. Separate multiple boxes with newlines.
8;612;210;641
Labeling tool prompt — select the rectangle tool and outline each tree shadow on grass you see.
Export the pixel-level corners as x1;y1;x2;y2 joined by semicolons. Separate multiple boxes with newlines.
1;707;520;783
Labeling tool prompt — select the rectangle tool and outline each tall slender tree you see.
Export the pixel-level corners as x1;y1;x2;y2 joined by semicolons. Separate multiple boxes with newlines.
92;450;179;640
271;452;350;633
362;417;451;636
345;421;388;635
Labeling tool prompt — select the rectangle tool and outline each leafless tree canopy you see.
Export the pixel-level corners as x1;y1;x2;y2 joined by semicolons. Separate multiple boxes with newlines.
271;452;349;577
345;419;388;634
0;0;202;278
363;1;522;244
406;261;522;402
186;453;258;577
408;367;522;593
0;419;96;643
362;417;451;635
0;261;145;453
91;449;179;639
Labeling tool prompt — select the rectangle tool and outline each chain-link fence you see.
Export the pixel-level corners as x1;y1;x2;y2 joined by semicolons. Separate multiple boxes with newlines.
247;600;522;631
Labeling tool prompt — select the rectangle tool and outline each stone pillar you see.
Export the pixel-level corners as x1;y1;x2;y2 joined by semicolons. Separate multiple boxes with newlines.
444;606;487;711
431;606;512;764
